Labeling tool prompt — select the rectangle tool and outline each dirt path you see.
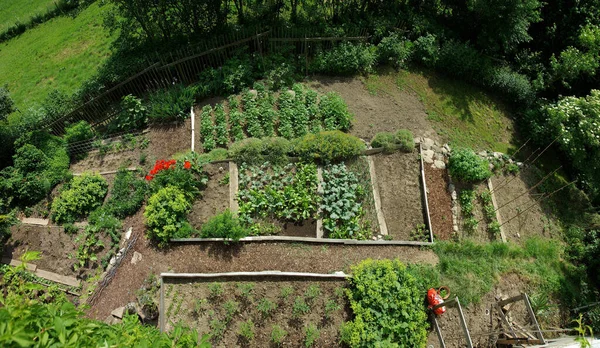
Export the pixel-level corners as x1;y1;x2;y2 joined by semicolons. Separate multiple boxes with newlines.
87;224;438;320
306;73;439;142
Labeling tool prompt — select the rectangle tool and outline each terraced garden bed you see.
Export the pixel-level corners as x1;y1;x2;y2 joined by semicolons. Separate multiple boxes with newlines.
161;275;349;347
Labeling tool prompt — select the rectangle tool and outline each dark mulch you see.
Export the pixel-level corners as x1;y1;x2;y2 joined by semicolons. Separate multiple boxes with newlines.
86;230;438;320
424;165;453;241
373;151;425;241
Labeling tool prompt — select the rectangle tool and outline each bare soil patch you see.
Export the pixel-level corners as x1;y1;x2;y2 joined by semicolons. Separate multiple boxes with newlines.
87;234;438;320
3;224;111;280
188;163;230;230
426;273;532;347
70;121;190;174
424;166;453;241
492;171;560;244
277;219;317;237
306;72;439;142
373;151;425;241
164;277;348;347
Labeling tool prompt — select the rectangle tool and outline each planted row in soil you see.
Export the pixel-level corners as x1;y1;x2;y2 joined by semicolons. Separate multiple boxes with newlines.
423;165;453;241
163;277;349;347
373;150;426;241
455;182;499;243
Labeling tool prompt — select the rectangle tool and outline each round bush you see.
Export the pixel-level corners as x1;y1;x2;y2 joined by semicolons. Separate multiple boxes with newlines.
448;148;492;182
144;186;192;247
292;131;365;163
370;132;395;149
201;210;249;242
64;121;95;145
341;259;428;347
395;129;414;152
51;173;108;224
229;138;264;164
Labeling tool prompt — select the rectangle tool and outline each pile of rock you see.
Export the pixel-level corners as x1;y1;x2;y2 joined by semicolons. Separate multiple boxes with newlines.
416;137;450;170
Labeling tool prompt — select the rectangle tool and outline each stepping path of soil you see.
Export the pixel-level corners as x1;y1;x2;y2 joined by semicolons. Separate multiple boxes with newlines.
87;220;438;320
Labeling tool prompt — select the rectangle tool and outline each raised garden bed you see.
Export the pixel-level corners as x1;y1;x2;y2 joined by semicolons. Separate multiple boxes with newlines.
373;151;426;241
424;165;453;241
160;273;349;347
237;162;320;238
455;182;501;243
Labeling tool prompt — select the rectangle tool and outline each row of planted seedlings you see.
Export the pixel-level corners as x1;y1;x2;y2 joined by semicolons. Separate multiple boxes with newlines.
198;81;352;152
160;259;430;347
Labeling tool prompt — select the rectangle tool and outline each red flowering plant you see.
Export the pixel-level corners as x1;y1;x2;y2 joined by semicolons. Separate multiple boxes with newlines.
146;158;207;199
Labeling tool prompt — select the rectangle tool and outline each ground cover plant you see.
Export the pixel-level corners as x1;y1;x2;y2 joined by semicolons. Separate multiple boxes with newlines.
321;163;372;240
237;162;320;235
162;279;348;347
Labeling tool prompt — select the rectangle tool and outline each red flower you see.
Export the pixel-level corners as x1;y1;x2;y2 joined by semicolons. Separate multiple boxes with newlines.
184;161;191;169
145;175;153;181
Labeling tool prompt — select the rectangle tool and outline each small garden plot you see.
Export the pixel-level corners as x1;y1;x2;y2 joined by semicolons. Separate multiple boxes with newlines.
237;162;319;237
70;133;151;173
4;224;111;279
424;165;453;240
162;277;349;347
196;82;352;152
321;158;379;240
456;183;501;242
373;151;427;241
187;163;230;231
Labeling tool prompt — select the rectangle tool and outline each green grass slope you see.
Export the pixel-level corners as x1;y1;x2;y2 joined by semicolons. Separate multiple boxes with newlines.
0;2;115;121
0;0;55;30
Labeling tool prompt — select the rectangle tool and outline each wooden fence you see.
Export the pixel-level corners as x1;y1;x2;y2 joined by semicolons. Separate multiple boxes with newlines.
44;27;370;136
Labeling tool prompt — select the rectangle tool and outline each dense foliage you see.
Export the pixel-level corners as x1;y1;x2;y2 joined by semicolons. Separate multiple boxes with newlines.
144;186;193;247
105;168;147;218
342;259;428;347
292;131;365;164
311;43;377;75
64;120;95;146
51;173;108;224
237;162;320;234
371;129;414;153
448;148;492;183
200;210;249;242
0;85;15;121
148;85;195;123
321;163;370;240
0;131;69;207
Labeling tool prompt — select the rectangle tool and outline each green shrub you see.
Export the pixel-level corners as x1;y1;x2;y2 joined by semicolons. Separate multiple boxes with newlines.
261;137;291;165
395;129;414;152
51;173;108;224
88;207;122;245
64;121;95;149
311;42;377;75
413;34;440;68
319;92;353;131
14;144;48;172
205;148;229;161
229;138;264;164
370;132;396;153
486;66;535;106
292;131;365;163
0;85;15;121
144;186;192;247
378;34;414;68
341;259;428;347
448;148;492;182
148;85;195;123
110;95;148;132
221;55;255;94
200;210;249;242
15;131;69;185
105;169;147;218
148;159;207;200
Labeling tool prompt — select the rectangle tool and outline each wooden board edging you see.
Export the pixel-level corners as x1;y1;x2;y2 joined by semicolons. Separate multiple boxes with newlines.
160;271;349;279
487;178;507;243
170;236;432;246
419;143;435;243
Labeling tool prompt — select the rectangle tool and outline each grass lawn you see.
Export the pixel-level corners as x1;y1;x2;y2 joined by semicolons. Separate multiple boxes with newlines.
0;1;115;122
0;0;56;30
365;66;517;153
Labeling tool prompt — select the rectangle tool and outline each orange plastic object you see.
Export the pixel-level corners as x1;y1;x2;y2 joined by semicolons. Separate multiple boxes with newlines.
427;288;446;315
